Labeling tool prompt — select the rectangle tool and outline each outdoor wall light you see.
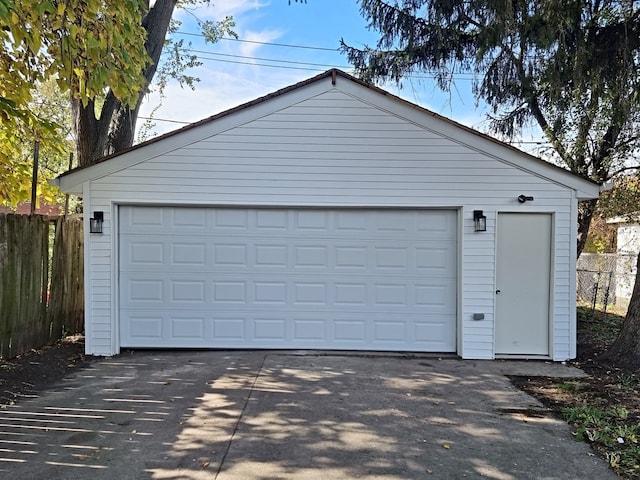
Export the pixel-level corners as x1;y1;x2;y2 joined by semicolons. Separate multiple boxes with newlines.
89;211;104;234
473;210;487;232
517;194;534;203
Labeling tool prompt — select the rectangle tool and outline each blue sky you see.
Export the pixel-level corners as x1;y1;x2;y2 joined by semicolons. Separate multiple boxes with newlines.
138;1;539;148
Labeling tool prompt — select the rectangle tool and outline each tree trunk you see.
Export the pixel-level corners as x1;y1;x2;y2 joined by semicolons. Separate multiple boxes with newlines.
577;198;598;259
602;250;640;370
73;0;177;166
72;99;110;167
106;0;177;156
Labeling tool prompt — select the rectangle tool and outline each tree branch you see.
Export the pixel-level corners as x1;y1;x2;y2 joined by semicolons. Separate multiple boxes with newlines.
107;0;177;155
608;164;640;179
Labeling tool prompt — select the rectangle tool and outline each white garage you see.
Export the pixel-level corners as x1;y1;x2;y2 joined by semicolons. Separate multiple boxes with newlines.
54;69;600;359
119;206;457;351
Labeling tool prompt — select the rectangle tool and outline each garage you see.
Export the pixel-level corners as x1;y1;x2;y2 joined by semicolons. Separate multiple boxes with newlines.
119;206;458;352
54;69;601;359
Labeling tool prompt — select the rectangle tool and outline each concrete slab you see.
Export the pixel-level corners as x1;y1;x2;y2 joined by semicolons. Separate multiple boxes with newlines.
0;352;616;479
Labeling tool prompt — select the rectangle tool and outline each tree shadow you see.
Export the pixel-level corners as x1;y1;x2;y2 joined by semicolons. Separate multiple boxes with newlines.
0;352;616;480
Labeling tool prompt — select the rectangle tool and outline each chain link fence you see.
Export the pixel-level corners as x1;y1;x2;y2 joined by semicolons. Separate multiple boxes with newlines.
577;253;636;314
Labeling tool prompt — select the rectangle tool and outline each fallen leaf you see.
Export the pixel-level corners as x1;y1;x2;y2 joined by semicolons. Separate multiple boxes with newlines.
200;460;210;469
442;443;451;449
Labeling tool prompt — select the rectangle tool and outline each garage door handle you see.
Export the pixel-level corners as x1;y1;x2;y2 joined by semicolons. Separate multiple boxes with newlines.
495;289;501;294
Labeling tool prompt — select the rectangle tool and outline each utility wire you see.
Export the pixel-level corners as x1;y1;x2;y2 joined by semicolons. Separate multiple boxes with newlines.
166;38;478;79
175;31;339;51
139;116;191;124
182;49;353;69
163;48;476;79
186;56;329;72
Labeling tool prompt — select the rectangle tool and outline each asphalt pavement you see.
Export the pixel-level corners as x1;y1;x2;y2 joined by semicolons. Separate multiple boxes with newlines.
0;351;619;479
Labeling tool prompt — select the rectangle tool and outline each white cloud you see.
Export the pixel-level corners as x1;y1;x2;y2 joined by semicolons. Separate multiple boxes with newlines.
237;28;285;58
199;0;270;19
137;64;311;139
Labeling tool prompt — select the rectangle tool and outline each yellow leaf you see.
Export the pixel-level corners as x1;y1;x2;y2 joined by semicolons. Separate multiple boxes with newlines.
57;2;65;15
11;11;19;25
442;443;451;449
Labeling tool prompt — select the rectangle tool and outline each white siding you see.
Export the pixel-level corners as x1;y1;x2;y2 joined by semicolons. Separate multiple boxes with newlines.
83;82;578;360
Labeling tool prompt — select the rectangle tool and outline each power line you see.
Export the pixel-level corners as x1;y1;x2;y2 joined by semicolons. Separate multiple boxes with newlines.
165;48;476;79
175;31;339;52
187;56;330;72
182;48;353;69
167;36;478;79
139;116;191;125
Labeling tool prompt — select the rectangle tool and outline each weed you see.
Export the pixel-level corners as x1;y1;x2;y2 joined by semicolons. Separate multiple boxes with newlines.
576;306;625;347
563;404;640;476
558;381;580;392
517;305;640;478
616;373;640;389
611;406;630;420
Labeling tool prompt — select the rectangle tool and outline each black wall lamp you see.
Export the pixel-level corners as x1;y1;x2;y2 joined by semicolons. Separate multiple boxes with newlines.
517;194;534;203
473;210;487;232
89;211;104;234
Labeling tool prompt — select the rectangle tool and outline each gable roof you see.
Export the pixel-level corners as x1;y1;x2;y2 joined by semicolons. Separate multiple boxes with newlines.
52;69;600;199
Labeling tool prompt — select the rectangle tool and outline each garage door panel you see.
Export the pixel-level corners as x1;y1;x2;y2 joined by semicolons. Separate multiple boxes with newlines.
171;317;206;339
120;206;457;351
121;234;455;273
213;317;246;340
252;317;287;341
122;277;455;312
121;311;457;350
213;281;247;303
293;317;327;341
213;209;249;230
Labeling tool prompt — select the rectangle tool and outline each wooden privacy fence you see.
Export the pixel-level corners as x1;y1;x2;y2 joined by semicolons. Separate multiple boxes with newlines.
0;214;84;359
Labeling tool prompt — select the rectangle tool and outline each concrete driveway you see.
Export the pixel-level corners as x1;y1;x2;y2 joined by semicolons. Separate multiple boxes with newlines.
0;351;618;480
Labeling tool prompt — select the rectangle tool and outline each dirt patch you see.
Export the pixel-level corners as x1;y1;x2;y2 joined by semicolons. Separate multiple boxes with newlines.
0;336;93;407
510;308;640;478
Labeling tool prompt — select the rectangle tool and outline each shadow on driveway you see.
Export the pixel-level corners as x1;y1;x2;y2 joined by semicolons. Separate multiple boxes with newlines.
0;352;618;479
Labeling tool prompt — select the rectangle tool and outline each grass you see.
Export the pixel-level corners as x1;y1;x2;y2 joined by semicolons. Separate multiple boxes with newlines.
573;307;640;477
514;306;640;479
576;305;625;347
563;403;640;476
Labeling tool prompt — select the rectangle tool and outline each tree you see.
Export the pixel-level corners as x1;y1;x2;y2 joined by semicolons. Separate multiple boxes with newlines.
0;0;150;117
0;0;235;169
341;0;640;257
72;1;235;166
581;174;640;253
598;174;640;369
0;0;151;184
597;174;640;220
603;252;640;369
0;79;74;207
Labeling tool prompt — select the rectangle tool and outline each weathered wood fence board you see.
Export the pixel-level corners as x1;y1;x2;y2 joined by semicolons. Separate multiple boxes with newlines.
48;217;84;337
0;214;84;359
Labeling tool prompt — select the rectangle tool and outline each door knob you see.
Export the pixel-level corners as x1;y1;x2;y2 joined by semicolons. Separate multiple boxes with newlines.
496;289;501;294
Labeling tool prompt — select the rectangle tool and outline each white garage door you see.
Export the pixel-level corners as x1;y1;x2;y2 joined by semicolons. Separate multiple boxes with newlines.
119;206;457;352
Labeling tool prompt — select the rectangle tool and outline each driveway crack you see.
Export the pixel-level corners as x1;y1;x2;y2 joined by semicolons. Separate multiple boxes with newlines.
214;353;268;479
